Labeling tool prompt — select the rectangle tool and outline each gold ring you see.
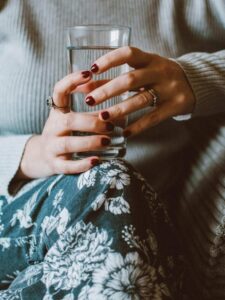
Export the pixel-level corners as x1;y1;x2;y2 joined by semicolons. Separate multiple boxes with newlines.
145;88;159;107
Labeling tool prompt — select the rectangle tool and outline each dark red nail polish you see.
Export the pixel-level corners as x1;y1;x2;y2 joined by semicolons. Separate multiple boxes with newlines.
101;111;110;120
105;122;114;131
123;130;131;138
91;63;99;73
91;158;99;166
85;96;95;106
101;137;111;146
82;70;91;78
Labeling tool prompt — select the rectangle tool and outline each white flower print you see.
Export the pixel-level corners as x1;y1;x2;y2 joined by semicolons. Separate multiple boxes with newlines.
87;252;159;300
91;194;106;211
10;264;43;289
111;159;128;171
77;169;97;190
105;196;130;215
41;208;70;237
100;160;128;172
10;189;40;228
41;221;112;291
101;169;130;190
47;175;64;196
53;189;64;207
62;294;74;300
0;238;10;250
57;208;70;234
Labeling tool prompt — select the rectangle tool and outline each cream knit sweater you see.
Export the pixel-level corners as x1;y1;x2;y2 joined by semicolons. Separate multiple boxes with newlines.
1;1;225;298
0;0;225;198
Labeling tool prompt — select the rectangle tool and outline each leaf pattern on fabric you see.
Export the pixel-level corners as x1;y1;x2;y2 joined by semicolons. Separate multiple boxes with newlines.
10;189;41;229
41;207;70;237
101;169;131;190
0;238;10;251
52;189;64;207
105;196;130;215
41;221;112;292
77;169;97;190
91;194;130;215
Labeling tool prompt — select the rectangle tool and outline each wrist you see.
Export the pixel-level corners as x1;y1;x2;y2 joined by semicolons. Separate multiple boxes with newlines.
15;135;42;181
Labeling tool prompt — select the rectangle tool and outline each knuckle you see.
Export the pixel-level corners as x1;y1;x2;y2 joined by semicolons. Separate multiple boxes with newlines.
61;137;71;153
124;72;136;88
62;113;72;130
125;46;136;58
114;105;123;117
139;92;151;106
99;87;109;100
53;81;62;96
150;113;160;126
51;159;61;174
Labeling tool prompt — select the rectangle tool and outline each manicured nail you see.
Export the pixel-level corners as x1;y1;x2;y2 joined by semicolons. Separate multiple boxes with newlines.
91;63;99;73
105;122;114;131
82;70;91;78
123;130;131;138
91;158;99;166
101;111;110;120
85;96;95;106
101;137;111;146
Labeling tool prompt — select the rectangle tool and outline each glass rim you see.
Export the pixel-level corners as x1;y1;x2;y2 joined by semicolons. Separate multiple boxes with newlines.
65;24;131;32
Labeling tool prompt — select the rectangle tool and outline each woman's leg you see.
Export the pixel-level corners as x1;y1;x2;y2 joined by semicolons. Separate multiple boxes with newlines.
0;160;187;300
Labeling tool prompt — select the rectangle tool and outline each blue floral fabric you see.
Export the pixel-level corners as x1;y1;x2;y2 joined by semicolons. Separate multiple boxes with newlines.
0;160;187;299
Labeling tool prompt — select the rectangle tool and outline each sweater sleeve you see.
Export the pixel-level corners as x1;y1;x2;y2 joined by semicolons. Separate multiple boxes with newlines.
0;134;32;198
175;50;225;118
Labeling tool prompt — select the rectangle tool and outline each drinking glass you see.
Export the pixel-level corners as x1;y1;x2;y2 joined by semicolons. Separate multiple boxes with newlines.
66;25;131;159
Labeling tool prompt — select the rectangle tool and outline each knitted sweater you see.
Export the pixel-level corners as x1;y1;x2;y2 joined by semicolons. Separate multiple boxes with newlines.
0;0;225;197
1;1;225;298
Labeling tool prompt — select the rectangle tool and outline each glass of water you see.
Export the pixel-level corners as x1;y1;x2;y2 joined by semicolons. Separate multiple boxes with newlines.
66;25;131;159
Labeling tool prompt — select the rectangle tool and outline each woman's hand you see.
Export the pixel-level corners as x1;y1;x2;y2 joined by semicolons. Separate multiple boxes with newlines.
85;46;196;136
15;71;114;181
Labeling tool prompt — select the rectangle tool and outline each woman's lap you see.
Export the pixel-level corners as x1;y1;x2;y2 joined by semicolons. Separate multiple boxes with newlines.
0;159;187;299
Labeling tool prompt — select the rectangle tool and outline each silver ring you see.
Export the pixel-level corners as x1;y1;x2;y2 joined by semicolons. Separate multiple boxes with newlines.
46;96;70;113
145;88;159;107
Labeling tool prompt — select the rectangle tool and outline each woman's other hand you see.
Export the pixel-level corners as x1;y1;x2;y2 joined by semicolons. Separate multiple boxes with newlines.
15;71;114;181
85;46;196;137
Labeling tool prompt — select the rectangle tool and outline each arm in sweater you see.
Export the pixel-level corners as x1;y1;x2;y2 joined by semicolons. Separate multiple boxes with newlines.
176;50;225;118
0;134;32;198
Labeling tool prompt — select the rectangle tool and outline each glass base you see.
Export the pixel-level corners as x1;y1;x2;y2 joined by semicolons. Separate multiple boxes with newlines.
72;146;126;160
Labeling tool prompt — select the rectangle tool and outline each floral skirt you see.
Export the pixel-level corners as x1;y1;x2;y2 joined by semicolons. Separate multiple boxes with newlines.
0;160;188;300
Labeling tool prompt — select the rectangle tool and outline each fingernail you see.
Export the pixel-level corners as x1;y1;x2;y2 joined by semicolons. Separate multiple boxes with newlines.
85;96;95;106
123;130;131;138
101;111;110;120
91;63;99;73
91;158;99;166
105;122;114;131
101;137;111;146
82;70;91;78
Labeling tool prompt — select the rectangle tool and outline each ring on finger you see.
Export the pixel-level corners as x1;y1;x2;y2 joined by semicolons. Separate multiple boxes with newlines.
46;96;71;114
145;88;159;107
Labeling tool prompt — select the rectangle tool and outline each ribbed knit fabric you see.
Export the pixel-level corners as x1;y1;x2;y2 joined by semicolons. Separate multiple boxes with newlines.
0;1;225;298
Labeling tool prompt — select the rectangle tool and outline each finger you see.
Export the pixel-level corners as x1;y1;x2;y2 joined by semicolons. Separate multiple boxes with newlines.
98;90;156;121
53;70;92;107
91;46;153;73
51;135;111;156
75;79;110;93
49;111;115;135
85;68;157;106
123;102;174;137
53;156;100;175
